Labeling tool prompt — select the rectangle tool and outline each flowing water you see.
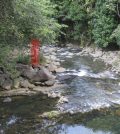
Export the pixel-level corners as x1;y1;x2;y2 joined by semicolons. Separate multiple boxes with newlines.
0;46;120;134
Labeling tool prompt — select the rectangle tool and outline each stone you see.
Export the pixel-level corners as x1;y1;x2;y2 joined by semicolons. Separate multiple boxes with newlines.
69;110;74;115
53;62;60;67
49;48;57;53
51;52;56;55
50;92;61;98
17;64;55;83
48;63;57;72
55;67;66;73
20;79;35;89
34;82;46;86
66;43;72;47
50;55;57;61
45;80;55;86
3;97;12;103
13;78;20;89
58;96;68;104
40;111;61;119
2;82;12;90
28;84;35;89
0;68;13;90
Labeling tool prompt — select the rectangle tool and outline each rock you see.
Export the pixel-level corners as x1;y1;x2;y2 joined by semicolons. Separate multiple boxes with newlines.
40;111;61;119
20;79;35;89
91;51;103;58
58;96;68;104
17;64;55;83
3;97;12;103
49;92;61;98
55;67;66;73
51;52;56;56
66;43;72;47
13;78;20;89
45;80;55;86
69;110;74;115
53;62;60;67
0;68;13;90
2;82;12;90
28;84;35;89
48;64;57;72
50;55;57;61
34;82;46;86
49;48;57;53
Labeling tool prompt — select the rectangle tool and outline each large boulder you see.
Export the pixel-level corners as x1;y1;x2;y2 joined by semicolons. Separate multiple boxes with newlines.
17;64;55;83
0;67;13;90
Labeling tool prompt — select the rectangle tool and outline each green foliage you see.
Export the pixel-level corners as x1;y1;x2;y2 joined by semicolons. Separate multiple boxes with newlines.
0;0;62;45
111;24;120;46
0;45;19;79
53;0;120;48
52;0;89;44
16;53;46;65
13;0;62;45
0;0;61;78
16;54;30;65
92;0;118;48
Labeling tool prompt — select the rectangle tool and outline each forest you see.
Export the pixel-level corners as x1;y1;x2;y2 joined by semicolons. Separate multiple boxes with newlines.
0;0;120;72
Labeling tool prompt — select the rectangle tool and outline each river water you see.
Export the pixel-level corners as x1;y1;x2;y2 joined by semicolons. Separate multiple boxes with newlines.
0;46;120;134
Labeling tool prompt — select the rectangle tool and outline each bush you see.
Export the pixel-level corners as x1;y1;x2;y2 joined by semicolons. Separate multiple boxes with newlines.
16;53;46;65
111;24;120;46
0;45;19;79
0;0;62;46
92;0;118;48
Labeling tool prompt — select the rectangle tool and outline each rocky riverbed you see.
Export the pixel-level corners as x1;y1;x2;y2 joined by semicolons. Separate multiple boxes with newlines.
80;46;120;74
0;45;120;134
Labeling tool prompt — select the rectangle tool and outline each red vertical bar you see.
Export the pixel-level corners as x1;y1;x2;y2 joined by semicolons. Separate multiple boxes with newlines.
31;39;40;67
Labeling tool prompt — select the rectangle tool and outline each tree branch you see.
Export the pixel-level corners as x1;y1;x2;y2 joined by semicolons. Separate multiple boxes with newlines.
117;2;120;18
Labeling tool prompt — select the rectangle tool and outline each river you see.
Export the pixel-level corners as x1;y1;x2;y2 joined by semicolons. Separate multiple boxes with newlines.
0;46;120;134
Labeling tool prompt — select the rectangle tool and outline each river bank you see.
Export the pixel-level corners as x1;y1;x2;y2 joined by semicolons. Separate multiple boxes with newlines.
80;46;120;74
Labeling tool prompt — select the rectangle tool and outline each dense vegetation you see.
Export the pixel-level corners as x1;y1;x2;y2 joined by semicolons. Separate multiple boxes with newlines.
0;0;120;77
52;0;120;47
0;0;61;77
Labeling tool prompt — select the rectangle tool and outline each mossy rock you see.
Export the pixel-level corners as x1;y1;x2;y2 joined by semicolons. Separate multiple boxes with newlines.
40;111;61;119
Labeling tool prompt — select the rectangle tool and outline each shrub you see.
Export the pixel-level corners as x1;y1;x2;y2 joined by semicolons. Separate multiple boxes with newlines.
16;53;46;65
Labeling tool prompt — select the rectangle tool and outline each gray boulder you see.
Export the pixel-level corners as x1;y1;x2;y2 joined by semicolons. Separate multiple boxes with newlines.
0;67;13;90
45;80;55;86
20;79;35;89
17;64;55;83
